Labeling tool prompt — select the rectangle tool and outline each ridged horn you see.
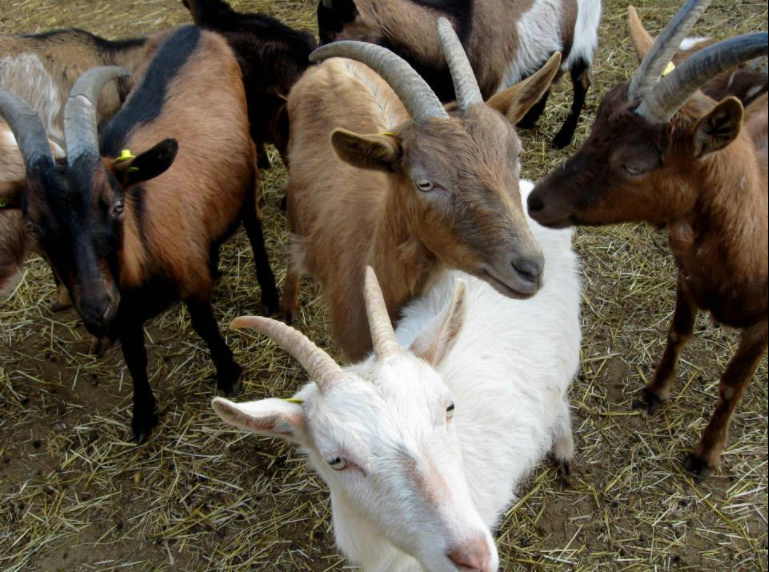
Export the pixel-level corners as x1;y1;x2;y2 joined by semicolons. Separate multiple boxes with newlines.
364;266;401;359
628;0;712;101
638;33;768;123
437;17;482;110
0;90;54;172
64;66;130;165
231;316;345;392
310;41;448;121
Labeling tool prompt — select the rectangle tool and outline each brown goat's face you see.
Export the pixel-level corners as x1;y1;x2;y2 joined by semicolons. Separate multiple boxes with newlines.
2;140;178;337
528;85;745;228
333;105;544;298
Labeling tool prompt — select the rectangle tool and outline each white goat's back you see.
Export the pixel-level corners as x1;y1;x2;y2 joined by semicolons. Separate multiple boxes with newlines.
395;179;581;526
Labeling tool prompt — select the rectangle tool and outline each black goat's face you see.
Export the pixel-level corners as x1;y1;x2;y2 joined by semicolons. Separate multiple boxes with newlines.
3;140;178;337
317;0;368;45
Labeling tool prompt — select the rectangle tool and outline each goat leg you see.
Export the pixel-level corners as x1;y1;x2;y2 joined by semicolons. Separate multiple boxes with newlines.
242;198;279;314
635;278;697;414
186;299;242;396
685;319;768;479
121;322;158;444
552;60;591;149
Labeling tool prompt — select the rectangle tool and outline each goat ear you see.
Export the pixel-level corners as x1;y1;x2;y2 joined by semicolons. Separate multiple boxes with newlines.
331;129;401;172
487;52;562;125
627;6;654;62
0;179;26;210
111;138;179;187
410;280;466;366
212;397;307;445
693;97;744;159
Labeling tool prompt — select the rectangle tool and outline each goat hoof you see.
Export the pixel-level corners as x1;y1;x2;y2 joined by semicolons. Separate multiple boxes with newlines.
632;389;664;415
217;363;243;396
683;453;712;481
132;411;159;444
551;131;573;150
262;293;281;316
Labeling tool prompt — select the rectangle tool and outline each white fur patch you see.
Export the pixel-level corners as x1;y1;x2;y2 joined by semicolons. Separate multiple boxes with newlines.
679;36;710;51
0;53;63;145
566;0;602;67
501;0;565;89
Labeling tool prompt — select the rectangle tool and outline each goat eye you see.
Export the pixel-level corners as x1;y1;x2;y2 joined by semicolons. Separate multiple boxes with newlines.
623;163;646;177
328;457;348;471
112;201;125;217
416;180;434;193
446;403;456;420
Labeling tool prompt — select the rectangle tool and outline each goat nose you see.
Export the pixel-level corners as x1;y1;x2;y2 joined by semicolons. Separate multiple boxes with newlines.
527;193;545;213
447;538;492;571
511;255;544;286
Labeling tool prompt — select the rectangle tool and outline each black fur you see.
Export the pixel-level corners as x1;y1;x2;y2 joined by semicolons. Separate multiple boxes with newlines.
101;26;201;157
184;0;316;166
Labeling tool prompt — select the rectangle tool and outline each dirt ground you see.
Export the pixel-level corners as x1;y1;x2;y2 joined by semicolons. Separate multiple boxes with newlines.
1;0;767;570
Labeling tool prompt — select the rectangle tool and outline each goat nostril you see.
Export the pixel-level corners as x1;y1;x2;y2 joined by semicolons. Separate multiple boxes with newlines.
511;256;543;285
527;193;545;213
447;538;490;571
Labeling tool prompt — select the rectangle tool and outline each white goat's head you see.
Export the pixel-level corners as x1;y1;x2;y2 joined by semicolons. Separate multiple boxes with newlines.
213;267;498;572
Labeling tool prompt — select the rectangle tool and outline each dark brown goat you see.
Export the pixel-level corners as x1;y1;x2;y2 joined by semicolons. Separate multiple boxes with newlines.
527;0;768;478
0;26;278;442
182;0;316;168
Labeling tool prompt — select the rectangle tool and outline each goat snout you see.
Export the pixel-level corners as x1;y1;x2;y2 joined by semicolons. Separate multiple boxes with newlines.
447;537;494;571
511;254;544;289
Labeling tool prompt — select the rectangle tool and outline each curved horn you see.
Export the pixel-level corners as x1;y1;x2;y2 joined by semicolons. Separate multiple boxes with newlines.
310;41;448;121
231;316;345;392
628;0;712;101
0;90;54;171
437;17;482;110
64;66;130;165
364;266;400;359
638;32;768;123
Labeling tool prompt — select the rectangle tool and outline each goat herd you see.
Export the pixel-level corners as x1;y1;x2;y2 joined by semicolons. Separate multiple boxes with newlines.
1;0;766;569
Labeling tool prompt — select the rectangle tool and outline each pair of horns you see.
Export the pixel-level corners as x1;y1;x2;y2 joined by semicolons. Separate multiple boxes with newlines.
232;267;400;393
0;66;128;172
629;0;768;123
310;17;482;121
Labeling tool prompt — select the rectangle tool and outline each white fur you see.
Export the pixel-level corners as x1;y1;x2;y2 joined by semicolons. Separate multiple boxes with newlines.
500;0;602;90
565;0;602;67
679;36;710;51
0;53;63;146
214;181;581;571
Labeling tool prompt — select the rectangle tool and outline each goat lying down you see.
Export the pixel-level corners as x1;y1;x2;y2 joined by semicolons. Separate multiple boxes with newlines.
214;181;581;572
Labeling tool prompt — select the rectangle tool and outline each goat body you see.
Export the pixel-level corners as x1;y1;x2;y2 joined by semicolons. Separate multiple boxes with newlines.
214;180;581;571
317;0;602;147
182;0;316;168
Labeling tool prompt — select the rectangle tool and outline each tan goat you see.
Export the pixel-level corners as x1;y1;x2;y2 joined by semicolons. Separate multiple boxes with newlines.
283;18;560;361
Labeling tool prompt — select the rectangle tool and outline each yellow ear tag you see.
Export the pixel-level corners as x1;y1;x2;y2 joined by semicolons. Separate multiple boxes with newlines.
284;397;305;405
115;149;136;163
380;131;397;137
662;62;676;77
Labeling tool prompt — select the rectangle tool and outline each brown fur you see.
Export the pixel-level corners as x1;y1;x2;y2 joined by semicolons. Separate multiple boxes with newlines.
284;55;557;361
529;34;768;477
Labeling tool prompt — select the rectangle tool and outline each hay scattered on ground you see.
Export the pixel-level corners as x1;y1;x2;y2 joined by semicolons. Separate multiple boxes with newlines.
1;0;767;570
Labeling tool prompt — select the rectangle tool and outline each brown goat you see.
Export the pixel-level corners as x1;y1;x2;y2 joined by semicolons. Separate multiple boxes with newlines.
527;0;768;478
283;19;560;361
0;26;278;442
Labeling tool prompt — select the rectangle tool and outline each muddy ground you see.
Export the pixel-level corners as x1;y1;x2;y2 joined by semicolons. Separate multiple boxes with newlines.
1;0;767;570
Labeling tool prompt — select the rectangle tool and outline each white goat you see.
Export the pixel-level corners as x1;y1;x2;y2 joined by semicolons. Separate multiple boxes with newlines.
213;180;581;571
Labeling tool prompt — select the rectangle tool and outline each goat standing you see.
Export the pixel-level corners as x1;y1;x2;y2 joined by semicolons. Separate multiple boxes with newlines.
0;26;278;442
527;0;768;478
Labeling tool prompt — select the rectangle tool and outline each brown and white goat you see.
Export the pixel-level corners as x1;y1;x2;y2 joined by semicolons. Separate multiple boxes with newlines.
283;18;560;361
317;0;602;148
0;26;278;443
527;0;768;478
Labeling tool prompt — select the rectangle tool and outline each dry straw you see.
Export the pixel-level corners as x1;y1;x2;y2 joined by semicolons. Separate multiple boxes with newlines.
1;0;766;570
